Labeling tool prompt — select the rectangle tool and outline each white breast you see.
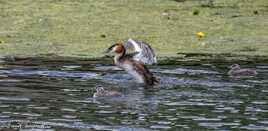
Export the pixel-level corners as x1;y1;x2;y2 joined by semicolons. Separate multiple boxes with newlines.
121;63;144;83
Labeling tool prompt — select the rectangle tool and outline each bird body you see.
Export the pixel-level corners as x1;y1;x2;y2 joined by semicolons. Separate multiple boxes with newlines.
228;64;257;77
106;42;159;86
116;56;157;85
93;86;121;98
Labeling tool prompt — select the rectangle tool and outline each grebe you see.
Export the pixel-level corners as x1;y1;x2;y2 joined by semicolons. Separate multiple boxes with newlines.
93;86;122;98
106;42;159;86
228;64;257;77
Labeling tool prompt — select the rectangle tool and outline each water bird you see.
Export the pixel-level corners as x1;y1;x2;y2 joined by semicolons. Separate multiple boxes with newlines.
228;64;257;77
105;39;159;86
93;86;122;98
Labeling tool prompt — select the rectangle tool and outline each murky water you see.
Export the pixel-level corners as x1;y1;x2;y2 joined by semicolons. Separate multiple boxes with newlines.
0;57;267;130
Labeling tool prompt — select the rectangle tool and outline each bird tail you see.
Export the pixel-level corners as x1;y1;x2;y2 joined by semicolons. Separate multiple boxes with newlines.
152;76;160;85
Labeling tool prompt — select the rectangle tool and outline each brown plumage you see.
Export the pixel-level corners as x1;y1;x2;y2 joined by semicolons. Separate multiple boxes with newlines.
106;43;159;86
119;57;159;85
93;86;121;98
228;64;257;77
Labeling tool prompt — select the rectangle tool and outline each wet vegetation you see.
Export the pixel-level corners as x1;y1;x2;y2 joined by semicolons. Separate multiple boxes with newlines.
0;0;267;58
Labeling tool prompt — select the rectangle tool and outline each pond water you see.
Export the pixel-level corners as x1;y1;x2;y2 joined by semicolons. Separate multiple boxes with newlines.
0;57;267;130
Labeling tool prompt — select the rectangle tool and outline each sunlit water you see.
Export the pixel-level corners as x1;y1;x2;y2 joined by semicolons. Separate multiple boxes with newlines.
0;57;267;130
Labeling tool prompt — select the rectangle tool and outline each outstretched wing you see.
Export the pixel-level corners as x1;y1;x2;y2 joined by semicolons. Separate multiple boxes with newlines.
123;38;157;65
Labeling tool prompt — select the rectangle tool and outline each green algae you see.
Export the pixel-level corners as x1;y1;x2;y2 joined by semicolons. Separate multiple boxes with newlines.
0;0;267;58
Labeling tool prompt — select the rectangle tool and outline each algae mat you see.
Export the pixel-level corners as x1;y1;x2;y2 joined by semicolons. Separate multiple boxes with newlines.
0;0;268;58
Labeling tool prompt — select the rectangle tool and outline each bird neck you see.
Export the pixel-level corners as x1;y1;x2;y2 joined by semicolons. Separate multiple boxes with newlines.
114;50;125;65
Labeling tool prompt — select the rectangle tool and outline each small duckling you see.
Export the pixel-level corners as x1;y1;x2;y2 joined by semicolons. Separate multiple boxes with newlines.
228;64;257;77
93;86;122;98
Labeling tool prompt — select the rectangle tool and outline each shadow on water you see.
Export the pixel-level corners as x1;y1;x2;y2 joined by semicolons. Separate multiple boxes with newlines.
0;56;267;130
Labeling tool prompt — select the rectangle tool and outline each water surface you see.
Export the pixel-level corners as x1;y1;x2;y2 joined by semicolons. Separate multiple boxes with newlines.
0;57;267;130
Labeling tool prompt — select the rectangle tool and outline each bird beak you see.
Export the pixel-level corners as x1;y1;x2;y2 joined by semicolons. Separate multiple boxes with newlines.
103;49;111;58
103;44;116;58
104;43;117;54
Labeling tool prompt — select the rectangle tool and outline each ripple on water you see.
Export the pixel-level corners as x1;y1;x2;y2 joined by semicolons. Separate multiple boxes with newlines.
0;97;30;101
101;73;133;83
6;69;98;79
0;120;95;130
199;122;241;128
246;80;265;84
4;119;149;130
175;124;189;129
95;110;117;114
20;129;54;131
62;115;77;119
50;118;81;122
251;101;267;105
98;105;112;108
165;101;215;106
155;68;219;75
0;105;10;108
62;89;81;92
193;117;222;121
1;112;41;117
157;121;172;125
0;70;10;74
0;115;10;119
60;108;77;112
215;106;239;113
66;99;93;104
20;113;42;117
94;66;121;71
160;77;249;88
61;65;81;70
259;121;268;124
29;106;49;110
240;124;268;130
211;87;234;92
0;74;8;78
177;92;214;97
262;90;268;93
256;65;268;69
150;125;171;130
245;107;268;113
0;79;21;82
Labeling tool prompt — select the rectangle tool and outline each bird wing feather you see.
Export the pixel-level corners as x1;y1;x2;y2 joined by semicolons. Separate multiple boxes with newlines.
123;38;157;65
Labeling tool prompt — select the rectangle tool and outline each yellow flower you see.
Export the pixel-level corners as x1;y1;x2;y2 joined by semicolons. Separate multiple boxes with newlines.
196;32;205;39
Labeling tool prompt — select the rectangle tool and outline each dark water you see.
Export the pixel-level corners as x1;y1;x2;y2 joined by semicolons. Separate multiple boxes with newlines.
0;57;267;130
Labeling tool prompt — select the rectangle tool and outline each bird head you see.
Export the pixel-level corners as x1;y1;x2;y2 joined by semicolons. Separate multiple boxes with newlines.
105;43;125;55
229;64;240;70
95;86;105;93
